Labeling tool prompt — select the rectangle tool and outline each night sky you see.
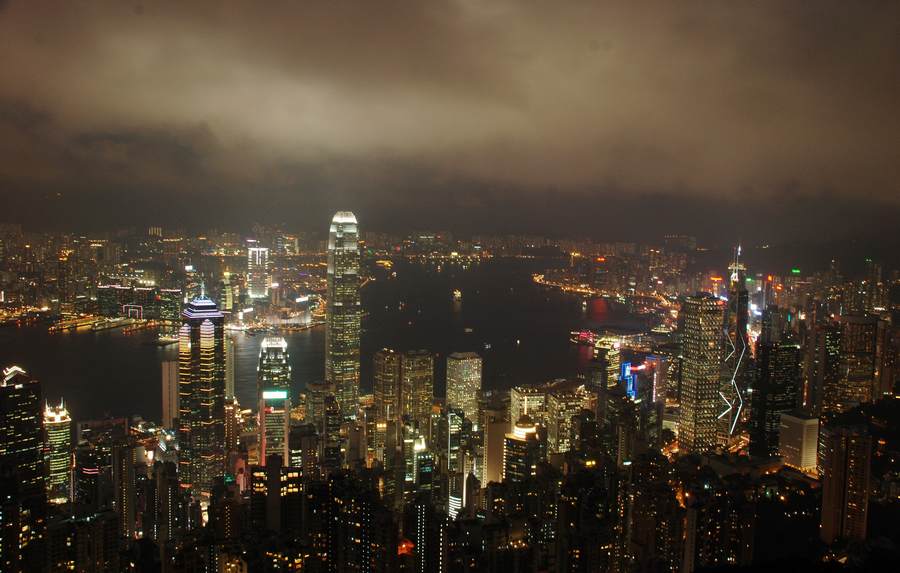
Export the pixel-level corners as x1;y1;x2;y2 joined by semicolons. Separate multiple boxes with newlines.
0;1;897;246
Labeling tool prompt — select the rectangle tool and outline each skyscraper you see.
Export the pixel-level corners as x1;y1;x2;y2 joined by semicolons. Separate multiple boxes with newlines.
44;399;72;503
325;211;361;420
502;414;546;483
749;332;801;457
374;348;401;421
719;249;750;443
161;360;178;429
402;350;434;428
819;425;871;544
0;365;46;571
177;296;226;498
446;352;482;423
678;294;724;454
246;241;270;299
258;337;291;465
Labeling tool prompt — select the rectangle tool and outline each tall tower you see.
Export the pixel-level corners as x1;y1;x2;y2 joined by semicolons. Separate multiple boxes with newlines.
0;366;46;571
402;350;435;428
678;294;725;454
178;296;226;498
247;241;270;299
374;348;401;421
719;246;750;442
44;399;72;503
446;352;482;423
325;211;361;420
258;337;291;465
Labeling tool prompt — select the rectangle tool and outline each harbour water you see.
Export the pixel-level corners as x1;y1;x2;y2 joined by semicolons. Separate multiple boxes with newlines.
0;258;647;422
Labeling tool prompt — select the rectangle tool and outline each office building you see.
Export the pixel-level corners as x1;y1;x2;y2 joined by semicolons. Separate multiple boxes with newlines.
44;399;72;503
509;385;546;430
834;314;878;411
177;296;226;497
779;412;818;475
325;211;361;420
0;365;46;571
374;348;401;421
258;337;291;464
719;251;751;442
161;360;178;429
402;350;434;427
749;332;801;457
678;294;724;454
502;414;546;483
446;352;482;423
247;242;270;299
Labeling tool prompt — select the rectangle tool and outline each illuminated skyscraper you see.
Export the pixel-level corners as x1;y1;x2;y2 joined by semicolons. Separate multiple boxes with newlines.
836;314;878;410
374;348;401;421
325;211;361;420
446;352;482;423
44;399;72;503
446;408;464;518
749;331;801;458
0;365;46;571
402;350;434;427
247;242;270;299
178;296;226;498
258;337;291;465
502;414;546;483
719;248;750;442
678;294;724;454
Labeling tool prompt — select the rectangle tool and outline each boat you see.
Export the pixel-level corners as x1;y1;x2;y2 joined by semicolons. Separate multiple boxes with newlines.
452;289;462;301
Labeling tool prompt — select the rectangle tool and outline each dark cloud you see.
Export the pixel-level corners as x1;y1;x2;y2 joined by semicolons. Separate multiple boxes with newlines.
0;1;897;240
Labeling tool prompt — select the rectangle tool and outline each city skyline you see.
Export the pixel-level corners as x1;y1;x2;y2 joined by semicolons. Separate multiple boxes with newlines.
0;2;898;570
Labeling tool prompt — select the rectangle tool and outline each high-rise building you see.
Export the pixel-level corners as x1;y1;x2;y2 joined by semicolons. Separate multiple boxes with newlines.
225;335;235;399
247;242;270;299
325;211;361;420
502;414;546;483
719;250;751;443
177;296;226;498
546;384;585;455
321;394;343;476
258;338;291;465
446;352;482;423
112;440;136;539
509;385;546;430
807;320;841;415
778;412;818;475
161;360;178;429
259;390;290;466
678;294;724;454
374;348;401;421
402;350;434;427
834;314;878;411
44;399;72;503
749;332;801;457
446;408;464;518
0;365;46;571
819;425;871;544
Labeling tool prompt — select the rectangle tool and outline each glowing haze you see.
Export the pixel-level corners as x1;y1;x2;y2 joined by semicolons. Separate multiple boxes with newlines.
0;1;897;240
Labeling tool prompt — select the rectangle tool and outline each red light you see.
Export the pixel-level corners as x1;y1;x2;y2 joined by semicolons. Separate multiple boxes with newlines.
398;539;415;556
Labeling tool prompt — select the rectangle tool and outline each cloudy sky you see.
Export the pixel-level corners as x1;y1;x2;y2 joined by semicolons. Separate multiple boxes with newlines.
0;1;897;243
